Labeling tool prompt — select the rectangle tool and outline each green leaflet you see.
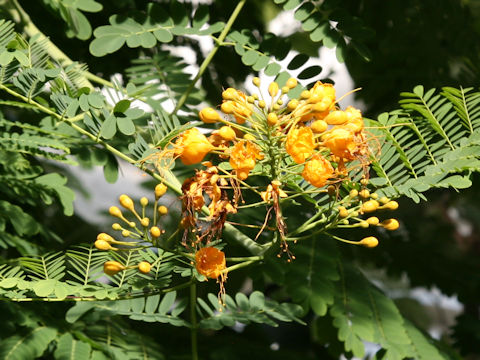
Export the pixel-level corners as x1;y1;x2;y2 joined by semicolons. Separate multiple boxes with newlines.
66;291;187;326
331;264;446;360
197;291;304;330
0;327;57;360
280;0;373;62
285;237;339;316
54;333;92;360
368;87;480;202
89;3;224;57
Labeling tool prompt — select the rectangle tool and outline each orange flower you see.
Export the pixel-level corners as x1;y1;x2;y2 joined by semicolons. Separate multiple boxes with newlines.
195;247;226;279
302;154;334;187
229;140;262;180
322;128;357;160
220;89;252;124
286;127;315;163
174;128;214;165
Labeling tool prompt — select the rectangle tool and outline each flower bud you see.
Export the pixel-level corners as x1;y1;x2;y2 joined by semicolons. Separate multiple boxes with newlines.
222;88;238;101
286;77;298;89
221;101;235;114
361;200;379;213
218;126;236;141
158;205;168;216
385;201;399;210
97;233;114;242
268;82;279;97
287;99;298;111
119;194;134;211
267;113;278;126
112;223;122;230
360;236;379;248
366;217;380;226
95;239;112;251
109;206;122;218
138;261;152;274
103;261;125;276
311;120;328;133
381;218;400;230
199;107;221;124
155;183;168;199
121;230;130;237
150;226;161;238
252;77;260;87
140;217;150;227
140;197;148;206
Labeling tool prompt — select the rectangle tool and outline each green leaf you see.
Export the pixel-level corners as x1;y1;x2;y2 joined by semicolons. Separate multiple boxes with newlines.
0;327;57;360
103;155;119;183
100;114;117;139
113;99;131;113
264;62;281;76
241;50;259;66
89;35;125;57
54;333;92;360
35;173;75;216
285;238;339;316
116;116;135;135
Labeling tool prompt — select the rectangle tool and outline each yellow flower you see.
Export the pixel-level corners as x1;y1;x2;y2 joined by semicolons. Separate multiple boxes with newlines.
302;154;334;187
322;128;357;160
195;247;226;279
286;127;315;164
174;128;214;165
342;106;364;133
229;140;262;180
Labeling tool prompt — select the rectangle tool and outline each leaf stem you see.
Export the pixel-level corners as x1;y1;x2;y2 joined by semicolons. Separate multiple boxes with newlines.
172;0;247;114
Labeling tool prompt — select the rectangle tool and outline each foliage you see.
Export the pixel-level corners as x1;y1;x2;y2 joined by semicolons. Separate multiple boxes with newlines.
0;1;479;359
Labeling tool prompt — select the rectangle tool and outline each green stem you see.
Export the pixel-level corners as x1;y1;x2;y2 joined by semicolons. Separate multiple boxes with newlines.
190;281;199;360
172;0;247;114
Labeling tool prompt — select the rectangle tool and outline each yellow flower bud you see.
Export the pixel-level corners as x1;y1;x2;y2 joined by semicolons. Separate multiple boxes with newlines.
359;189;370;199
222;88;238;100
268;82;279;97
199;107;221;124
361;200;379;213
277;99;284;105
218;126;236;141
258;100;266;108
349;189;359;198
382;218;400;230
300;90;311;99
281;86;290;94
140;218;150;227
287;99;298;111
379;196;389;204
360;221;369;228
138;261;151;274
360;178;369;186
104;261;125;276
338;206;348;218
95;239;112;251
366;217;380;226
360;236;379;248
109;206;122;218
112;223;122;230
247;96;255;103
286;77;298;89
150;226;161;238
371;193;378;199
121;230;130;237
385;201;399;210
267;112;278;126
97;233;114;242
252;77;260;87
243;133;256;141
311;120;328;133
221;101;235;114
140;197;148;206
119;194;134;211
155;184;167;199
158;205;168;216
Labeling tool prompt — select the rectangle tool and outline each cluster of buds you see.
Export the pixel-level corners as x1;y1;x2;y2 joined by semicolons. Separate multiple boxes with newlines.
334;179;400;247
95;184;170;276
